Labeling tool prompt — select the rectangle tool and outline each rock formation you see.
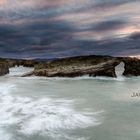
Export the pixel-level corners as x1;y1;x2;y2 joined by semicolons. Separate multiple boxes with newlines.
0;61;9;76
0;55;140;77
33;55;121;77
6;59;39;67
122;57;140;76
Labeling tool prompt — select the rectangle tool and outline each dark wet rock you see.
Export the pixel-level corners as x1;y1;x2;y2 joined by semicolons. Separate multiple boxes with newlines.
0;61;9;76
16;60;39;67
122;57;140;76
21;71;34;77
5;59;39;68
6;59;17;68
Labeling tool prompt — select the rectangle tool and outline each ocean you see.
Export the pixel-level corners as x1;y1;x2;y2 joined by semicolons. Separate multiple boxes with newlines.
0;66;140;140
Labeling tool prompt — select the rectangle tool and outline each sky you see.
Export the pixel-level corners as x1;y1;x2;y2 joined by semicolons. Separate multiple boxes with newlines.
0;0;140;59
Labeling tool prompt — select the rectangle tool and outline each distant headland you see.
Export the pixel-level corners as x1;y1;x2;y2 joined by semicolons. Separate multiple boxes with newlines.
0;55;140;78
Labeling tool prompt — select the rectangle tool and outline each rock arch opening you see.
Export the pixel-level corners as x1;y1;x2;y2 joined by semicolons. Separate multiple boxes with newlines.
115;62;125;77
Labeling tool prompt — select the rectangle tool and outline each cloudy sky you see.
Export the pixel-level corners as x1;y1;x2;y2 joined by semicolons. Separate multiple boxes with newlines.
0;0;140;59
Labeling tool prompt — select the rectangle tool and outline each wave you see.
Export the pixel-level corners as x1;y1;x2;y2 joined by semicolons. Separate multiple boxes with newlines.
0;129;13;140
7;66;140;82
22;75;127;82
0;83;16;95
0;83;103;139
8;66;33;76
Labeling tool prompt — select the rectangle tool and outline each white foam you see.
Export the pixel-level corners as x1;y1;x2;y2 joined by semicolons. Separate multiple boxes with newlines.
115;62;125;77
0;83;16;95
0;83;16;140
22;75;127;82
7;66;127;82
0;129;13;140
8;66;33;76
0;83;102;139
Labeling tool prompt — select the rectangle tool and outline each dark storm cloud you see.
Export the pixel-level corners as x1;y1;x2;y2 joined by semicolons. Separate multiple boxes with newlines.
95;0;138;7
0;0;137;21
0;18;127;50
0;23;140;59
0;0;140;58
85;20;127;32
0;19;75;58
129;32;140;40
0;24;17;37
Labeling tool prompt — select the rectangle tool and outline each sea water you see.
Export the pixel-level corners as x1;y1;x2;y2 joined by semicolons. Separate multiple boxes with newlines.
0;66;140;140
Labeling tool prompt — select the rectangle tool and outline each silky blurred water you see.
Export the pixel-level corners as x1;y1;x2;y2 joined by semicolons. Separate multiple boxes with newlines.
0;66;140;140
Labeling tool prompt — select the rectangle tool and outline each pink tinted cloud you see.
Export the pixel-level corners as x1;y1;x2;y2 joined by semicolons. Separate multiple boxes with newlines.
37;0;89;7
0;0;89;9
0;0;6;5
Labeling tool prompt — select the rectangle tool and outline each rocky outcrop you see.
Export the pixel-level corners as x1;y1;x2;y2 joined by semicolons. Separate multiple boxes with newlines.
33;55;121;77
6;59;39;67
1;55;140;78
21;71;34;77
16;60;39;67
122;57;140;76
6;59;17;68
0;61;9;76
